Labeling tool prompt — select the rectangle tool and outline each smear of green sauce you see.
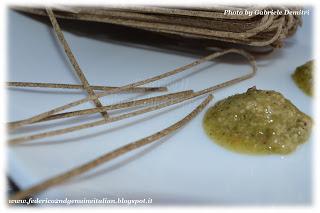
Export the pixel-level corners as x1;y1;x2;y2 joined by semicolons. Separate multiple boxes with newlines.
203;88;312;155
292;60;314;96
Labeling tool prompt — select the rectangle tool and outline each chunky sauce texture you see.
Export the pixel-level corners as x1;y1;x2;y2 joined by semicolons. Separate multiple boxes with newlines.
292;60;314;96
203;88;312;155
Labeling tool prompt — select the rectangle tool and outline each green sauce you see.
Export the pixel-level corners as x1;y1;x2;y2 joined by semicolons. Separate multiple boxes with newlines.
292;60;314;96
203;88;312;155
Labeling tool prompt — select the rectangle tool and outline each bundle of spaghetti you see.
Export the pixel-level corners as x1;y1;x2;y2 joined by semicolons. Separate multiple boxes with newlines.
15;5;302;48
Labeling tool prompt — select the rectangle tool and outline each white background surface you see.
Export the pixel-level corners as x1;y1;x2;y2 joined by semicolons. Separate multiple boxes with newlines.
7;9;313;205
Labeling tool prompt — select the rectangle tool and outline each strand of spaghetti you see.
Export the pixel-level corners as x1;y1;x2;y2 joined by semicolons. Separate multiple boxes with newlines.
46;8;108;119
8;49;252;130
7;82;167;92
9;95;212;200
9;90;193;125
9;90;204;145
197;49;257;95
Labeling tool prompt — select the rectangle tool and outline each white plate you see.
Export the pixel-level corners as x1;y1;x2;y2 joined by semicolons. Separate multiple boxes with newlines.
8;9;313;205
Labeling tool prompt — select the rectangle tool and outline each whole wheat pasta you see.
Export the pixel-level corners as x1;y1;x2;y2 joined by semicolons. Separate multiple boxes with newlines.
81;7;293;35
8;49;256;145
107;6;265;20
57;8;271;32
8;49;255;131
34;90;193;122
65;10;284;47
46;8;108;119
8;90;193;125
13;6;300;48
54;5;264;20
42;12;267;40
136;15;285;47
241;17;286;47
9;95;212;200
134;21;284;47
7;82;167;92
8;91;201;145
37;10;249;39
24;48;256;125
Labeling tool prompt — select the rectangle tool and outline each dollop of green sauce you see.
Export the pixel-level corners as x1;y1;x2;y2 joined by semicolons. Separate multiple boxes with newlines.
292;60;314;96
203;88;312;155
